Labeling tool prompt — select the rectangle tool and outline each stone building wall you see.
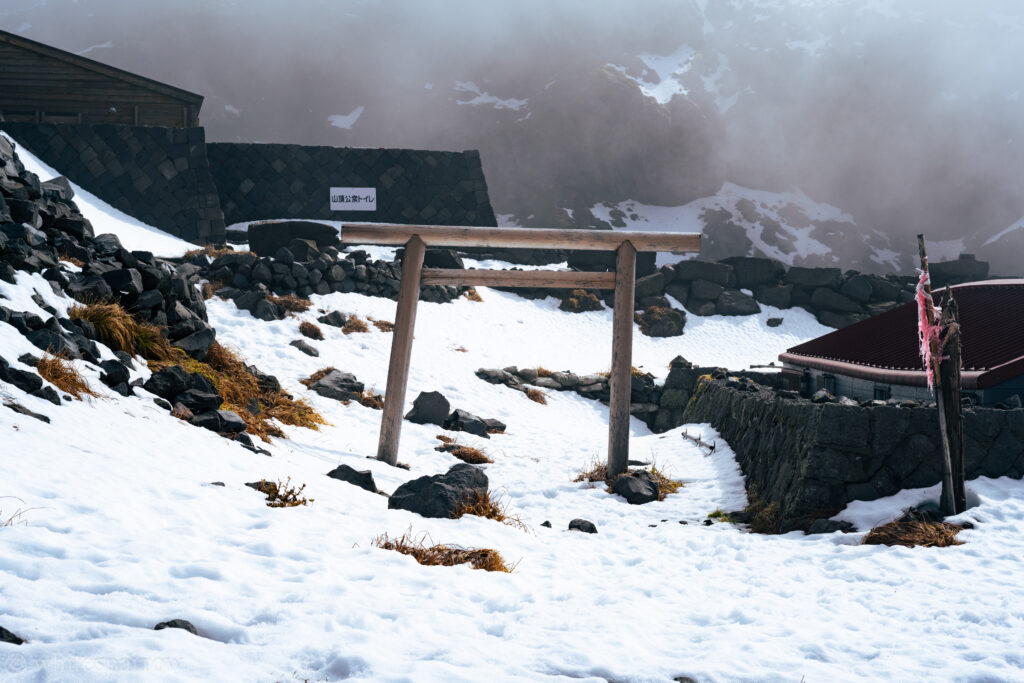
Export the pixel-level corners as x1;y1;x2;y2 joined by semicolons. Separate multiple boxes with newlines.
0;123;225;243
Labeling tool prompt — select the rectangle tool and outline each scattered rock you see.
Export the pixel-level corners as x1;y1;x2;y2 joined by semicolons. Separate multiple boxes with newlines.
326;464;377;493
0;625;25;645
568;518;597;534
154;619;198;636
289;339;319;357
806;519;856;535
443;408;491;438
309;370;364;401
766;317;783;327
540;520;552;528
611;474;659;504
317;310;347;328
404;391;450;426
387;463;489;518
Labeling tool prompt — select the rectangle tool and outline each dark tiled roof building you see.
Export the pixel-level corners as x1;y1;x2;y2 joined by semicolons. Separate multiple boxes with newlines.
780;280;1024;406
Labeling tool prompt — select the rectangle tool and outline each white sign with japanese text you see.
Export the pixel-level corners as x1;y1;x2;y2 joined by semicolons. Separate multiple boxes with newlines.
330;187;376;211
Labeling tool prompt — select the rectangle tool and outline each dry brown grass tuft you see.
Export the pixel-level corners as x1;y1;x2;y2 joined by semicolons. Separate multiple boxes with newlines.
863;520;965;548
536;366;553;378
1;497;35;528
464;287;483;302
60;254;85;267
635;306;684;336
744;497;783;534
151;342;326;442
68;301;135;351
434;435;493;464
558;288;603;312
574;460;682;501
357;390;384;410
453;346;468;353
247;478;313;507
267;294;312;314
201;280;227;300
524;387;547;405
183;245;254;260
36;352;97;399
453;490;528;531
372;531;514;572
342;315;369;335
298;321;324;340
68;302;175;361
371;319;394;332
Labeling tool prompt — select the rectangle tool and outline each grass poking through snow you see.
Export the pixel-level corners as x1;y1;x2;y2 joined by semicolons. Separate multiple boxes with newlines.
299;321;324;340
575;459;682;501
246;478;314;508
863;520;966;548
454;490;529;531
434;435;493;464
373;531;514;573
342;315;369;335
35;352;97;399
524;387;547;404
267;295;312;314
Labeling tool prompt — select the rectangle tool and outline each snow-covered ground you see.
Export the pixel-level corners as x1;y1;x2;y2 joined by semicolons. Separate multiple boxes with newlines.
2;157;1024;682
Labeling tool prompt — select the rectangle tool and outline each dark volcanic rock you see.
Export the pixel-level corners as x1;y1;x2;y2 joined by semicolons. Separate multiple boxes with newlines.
716;289;761;316
612;474;659;504
387;463;489;518
309;370;363;401
444;408;491;437
568;518;598;534
0;625;25;645
248;221;340;257
154;619;198;636
326;464;378;493
405;391;451;426
289;339;319;357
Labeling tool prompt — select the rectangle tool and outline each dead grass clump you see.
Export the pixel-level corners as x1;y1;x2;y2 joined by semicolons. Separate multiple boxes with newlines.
36;353;97;399
60;254;85;267
357;390;384;410
574;460;682;502
373;531;513;573
464;287;483;302
536;366;553;378
746;498;783;534
151;342;326;442
68;301;135;351
524;387;547;405
246;478;313;507
68;302;175;361
558;289;603;313
267;294;312;314
299;321;324;340
453;490;528;531
183;245;253;260
342;315;369;335
434;435;493;464
201;280;226;300
1;497;33;528
371;319;394;332
635;306;685;336
453;346;468;353
863;520;965;548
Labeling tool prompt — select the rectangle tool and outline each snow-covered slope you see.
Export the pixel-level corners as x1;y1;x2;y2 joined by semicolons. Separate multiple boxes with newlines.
3;259;1024;681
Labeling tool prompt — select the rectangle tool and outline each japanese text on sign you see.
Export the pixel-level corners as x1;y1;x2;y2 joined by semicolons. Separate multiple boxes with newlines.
330;187;376;211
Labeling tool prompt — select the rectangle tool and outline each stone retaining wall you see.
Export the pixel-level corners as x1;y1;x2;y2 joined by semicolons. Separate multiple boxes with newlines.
206;143;497;228
679;378;1024;530
1;123;225;243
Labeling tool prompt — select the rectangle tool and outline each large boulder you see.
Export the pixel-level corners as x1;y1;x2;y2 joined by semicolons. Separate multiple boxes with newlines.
247;221;340;257
673;260;735;287
444;408;491;437
405;391;450;426
715;289;761;316
387;463;489;518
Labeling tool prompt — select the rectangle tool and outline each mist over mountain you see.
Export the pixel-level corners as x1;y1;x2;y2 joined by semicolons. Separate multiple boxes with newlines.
3;0;1022;272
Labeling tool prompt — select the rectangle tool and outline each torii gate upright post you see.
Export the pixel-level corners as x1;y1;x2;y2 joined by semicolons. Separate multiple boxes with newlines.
607;240;637;478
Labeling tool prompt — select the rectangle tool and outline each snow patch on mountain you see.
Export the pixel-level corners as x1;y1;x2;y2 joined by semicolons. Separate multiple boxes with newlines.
327;106;365;130
590;182;888;268
983;215;1024;246
453;81;527;111
607;44;697;105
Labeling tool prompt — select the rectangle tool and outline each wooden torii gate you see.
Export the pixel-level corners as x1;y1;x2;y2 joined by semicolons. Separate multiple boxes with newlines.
340;223;701;477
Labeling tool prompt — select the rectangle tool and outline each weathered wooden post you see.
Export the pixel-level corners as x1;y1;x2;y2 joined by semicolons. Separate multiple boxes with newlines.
917;234;958;515
937;294;966;512
376;235;426;466
607;240;637;478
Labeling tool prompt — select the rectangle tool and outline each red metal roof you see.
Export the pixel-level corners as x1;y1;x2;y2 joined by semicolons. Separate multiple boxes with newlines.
781;280;1024;389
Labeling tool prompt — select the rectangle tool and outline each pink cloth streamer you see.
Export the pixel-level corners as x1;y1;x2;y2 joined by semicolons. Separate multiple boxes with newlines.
916;267;945;392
